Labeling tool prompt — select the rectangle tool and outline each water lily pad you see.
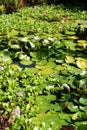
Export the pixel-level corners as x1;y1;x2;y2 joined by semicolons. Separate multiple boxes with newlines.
65;31;76;35
20;60;33;65
77;40;86;44
79;106;87;112
76;58;87;69
46;61;56;68
18;37;28;42
10;44;20;49
67;35;79;40
77;124;87;130
55;65;64;71
79;98;87;105
24;68;39;74
65;56;75;63
68;102;79;112
37;65;54;75
7;30;19;38
36;60;47;66
77;40;86;47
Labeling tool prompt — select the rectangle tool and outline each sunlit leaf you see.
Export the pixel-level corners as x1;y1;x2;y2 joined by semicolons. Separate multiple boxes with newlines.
65;56;75;63
76;58;87;69
20;60;32;65
65;31;76;35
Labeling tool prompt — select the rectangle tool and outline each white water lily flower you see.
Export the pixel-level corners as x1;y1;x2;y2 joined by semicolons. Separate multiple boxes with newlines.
48;128;52;130
61;83;70;92
80;70;87;76
48;85;54;89
20;37;28;42
34;36;39;40
19;54;30;60
25;56;30;61
48;37;54;42
33;126;39;130
29;42;35;48
80;80;85;85
0;66;4;71
42;122;46;127
73;106;78;109
43;39;49;44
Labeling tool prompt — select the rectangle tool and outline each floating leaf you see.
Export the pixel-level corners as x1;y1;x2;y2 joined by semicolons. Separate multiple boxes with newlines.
68;35;79;40
46;61;56;68
65;31;76;35
72;112;79;120
55;65;64;71
77;124;87;130
79;106;87;112
18;37;28;42
79;98;87;105
76;58;87;69
36;65;54;75
20;60;33;65
10;44;20;49
65;56;75;63
24;68;39;74
68;102;79;112
7;30;19;38
77;40;86;48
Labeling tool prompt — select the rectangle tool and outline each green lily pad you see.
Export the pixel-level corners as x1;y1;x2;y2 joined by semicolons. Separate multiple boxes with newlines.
77;125;87;130
65;31;76;35
46;61;56;68
68;102;79;112
10;44;20;49
55;65;64;71
65;56;75;63
7;30;19;38
76;58;87;69
79;98;87;105
24;68;39;74
20;60;33;65
79;106;87;112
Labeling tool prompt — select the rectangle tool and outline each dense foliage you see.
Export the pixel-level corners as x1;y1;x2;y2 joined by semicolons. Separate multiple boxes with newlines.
0;5;87;130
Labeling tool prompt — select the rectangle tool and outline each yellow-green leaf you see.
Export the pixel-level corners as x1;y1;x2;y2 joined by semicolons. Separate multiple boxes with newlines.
65;56;75;63
76;58;87;69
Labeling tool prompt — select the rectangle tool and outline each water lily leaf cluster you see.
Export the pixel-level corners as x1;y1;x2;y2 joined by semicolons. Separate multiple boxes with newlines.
0;5;87;130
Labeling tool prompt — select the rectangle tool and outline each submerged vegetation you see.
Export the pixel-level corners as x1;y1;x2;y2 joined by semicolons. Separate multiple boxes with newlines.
0;5;87;130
